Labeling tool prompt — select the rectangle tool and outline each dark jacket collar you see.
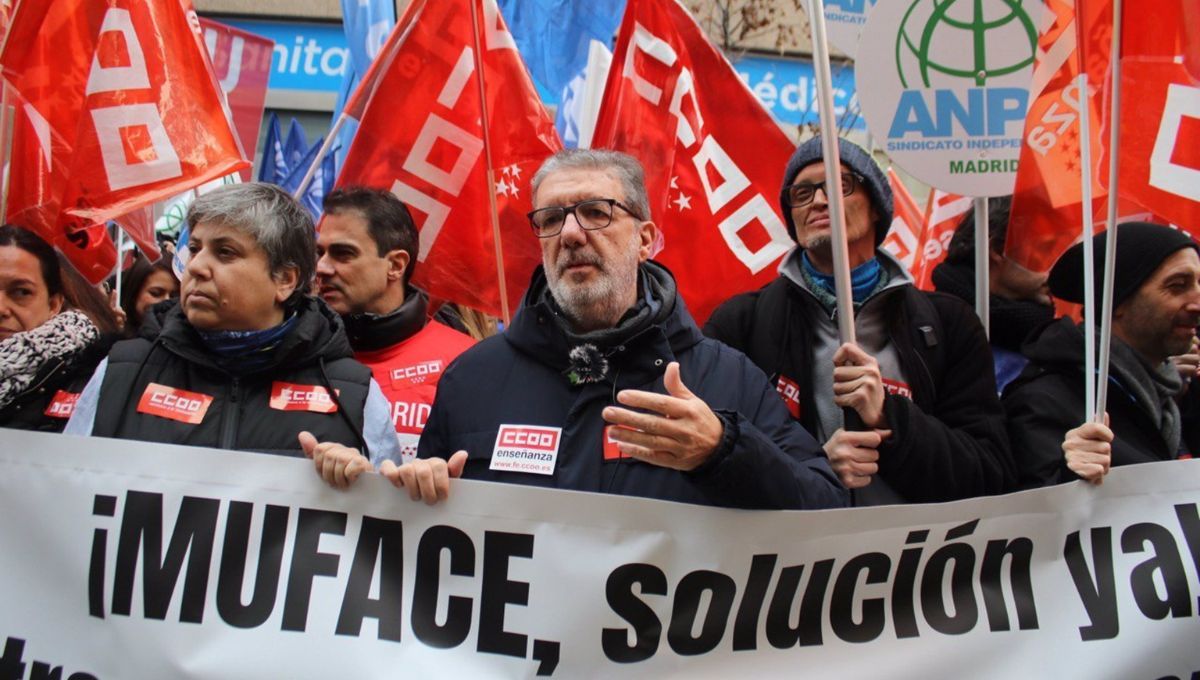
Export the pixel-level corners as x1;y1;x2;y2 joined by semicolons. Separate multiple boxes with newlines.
931;259;1054;352
505;260;705;374
341;287;429;352
142;296;354;375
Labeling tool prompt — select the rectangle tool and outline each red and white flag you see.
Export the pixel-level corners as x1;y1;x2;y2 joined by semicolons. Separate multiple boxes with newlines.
880;168;926;274
335;0;560;318
591;0;796;323
912;190;971;291
1007;0;1199;273
0;0;248;282
199;18;273;183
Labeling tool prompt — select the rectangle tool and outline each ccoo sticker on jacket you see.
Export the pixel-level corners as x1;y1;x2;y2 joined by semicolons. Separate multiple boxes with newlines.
137;383;213;424
491;425;561;475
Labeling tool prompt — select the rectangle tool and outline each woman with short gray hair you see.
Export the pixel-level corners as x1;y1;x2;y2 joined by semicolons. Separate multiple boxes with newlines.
66;183;399;482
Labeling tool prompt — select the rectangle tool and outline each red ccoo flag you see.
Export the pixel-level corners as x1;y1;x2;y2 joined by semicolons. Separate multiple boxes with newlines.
0;0;248;282
912;190;971;292
1007;0;1199;273
880;168;926;274
591;0;796;323
335;0;560;318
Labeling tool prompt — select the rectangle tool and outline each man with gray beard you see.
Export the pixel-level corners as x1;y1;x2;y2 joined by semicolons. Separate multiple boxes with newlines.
398;149;845;509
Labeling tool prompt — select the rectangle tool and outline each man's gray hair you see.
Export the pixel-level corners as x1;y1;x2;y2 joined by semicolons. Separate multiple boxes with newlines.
531;149;652;222
186;182;316;296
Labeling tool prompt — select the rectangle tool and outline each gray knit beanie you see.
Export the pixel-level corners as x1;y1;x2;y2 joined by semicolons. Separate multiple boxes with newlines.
779;137;893;245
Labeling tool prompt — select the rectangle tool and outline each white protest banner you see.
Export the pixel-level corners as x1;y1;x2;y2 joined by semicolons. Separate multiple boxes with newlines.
1;430;1198;678
855;0;1039;196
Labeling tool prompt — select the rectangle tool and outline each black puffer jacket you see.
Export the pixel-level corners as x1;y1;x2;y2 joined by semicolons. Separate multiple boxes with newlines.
704;274;1016;503
418;262;846;509
88;297;374;456
1003;318;1198;487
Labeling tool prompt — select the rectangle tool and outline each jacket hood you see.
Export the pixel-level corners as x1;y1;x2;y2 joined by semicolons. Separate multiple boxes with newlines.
1019;317;1085;368
507;260;704;372
142;296;354;374
779;246;912;306
932;259;1055;352
341;287;429;352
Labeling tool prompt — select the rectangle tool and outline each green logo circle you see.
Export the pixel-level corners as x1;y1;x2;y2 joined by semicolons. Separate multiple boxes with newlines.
895;0;1037;88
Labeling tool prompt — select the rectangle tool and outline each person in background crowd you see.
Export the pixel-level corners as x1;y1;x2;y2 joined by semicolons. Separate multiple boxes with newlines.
931;196;1055;391
119;254;179;334
316;187;475;464
1004;222;1200;486
323;149;844;509
64;183;401;476
0;226;115;432
1176;332;1200;459
431;301;499;340
56;253;123;338
705;137;1015;505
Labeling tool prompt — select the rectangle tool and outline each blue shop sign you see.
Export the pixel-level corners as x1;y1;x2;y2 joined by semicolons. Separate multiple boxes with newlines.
730;55;864;130
223;19;350;93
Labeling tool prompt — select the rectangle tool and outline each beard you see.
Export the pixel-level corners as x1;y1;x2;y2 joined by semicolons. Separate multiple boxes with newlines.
546;238;640;332
802;233;832;253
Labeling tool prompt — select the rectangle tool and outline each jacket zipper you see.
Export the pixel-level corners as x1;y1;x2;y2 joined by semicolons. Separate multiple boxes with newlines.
221;377;241;449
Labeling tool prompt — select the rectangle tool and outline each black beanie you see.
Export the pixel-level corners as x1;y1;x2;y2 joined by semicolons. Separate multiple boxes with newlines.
1048;221;1199;309
779;137;893;245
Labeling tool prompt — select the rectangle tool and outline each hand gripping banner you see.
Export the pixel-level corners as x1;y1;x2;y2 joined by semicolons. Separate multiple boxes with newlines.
1;431;1199;677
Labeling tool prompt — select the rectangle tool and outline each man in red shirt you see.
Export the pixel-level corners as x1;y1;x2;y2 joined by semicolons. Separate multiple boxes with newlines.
316;187;475;465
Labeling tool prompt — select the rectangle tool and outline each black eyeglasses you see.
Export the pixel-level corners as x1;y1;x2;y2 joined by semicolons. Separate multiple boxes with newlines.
783;172;864;207
527;198;639;238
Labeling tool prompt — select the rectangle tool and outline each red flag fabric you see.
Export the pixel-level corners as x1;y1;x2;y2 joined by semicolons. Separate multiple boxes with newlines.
1084;0;1200;237
912;190;971;291
335;0;559;318
199;18;273;183
880;169;926;273
1006;0;1097;273
1007;0;1200;273
590;0;796;323
112;205;159;262
0;0;248;282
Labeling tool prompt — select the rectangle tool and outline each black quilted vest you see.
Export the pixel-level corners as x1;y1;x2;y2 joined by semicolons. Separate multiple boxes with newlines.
90;298;372;457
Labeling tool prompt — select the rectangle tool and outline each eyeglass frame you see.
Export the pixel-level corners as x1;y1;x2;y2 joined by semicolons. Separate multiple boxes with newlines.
526;198;641;238
781;171;866;208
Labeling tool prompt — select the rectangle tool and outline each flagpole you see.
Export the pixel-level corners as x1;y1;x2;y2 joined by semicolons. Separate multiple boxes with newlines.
468;0;512;326
292;113;348;200
0;84;10;218
805;0;855;346
1077;72;1097;420
1094;0;1122;423
973;196;989;337
114;227;125;301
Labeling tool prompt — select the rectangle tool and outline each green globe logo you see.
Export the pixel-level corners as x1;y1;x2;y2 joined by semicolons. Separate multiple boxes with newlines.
895;0;1037;88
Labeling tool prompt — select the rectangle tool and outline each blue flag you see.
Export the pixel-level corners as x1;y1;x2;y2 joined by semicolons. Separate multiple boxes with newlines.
282;137;338;220
282;118;310;175
498;0;625;147
256;113;289;185
333;0;396;172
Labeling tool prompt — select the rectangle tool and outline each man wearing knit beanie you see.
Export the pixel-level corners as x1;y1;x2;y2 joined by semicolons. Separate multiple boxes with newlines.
1004;222;1200;487
705;137;1015;505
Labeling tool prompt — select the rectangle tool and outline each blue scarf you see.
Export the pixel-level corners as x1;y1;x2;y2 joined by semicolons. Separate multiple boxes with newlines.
801;251;882;304
196;313;298;374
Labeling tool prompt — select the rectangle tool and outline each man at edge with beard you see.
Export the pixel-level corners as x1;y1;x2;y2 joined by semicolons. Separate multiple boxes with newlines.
1004;222;1200;486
